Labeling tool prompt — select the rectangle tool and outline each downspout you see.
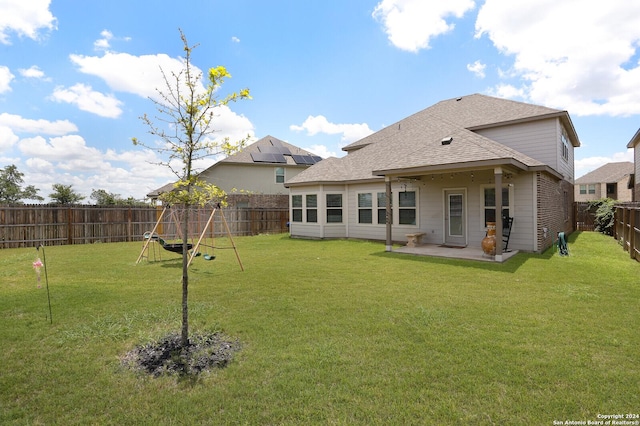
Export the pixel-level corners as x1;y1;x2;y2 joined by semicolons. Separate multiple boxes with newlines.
494;167;503;262
385;176;392;252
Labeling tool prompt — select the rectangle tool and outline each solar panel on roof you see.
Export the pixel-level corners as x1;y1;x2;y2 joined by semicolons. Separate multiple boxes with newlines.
250;152;287;163
258;145;292;155
291;154;309;165
292;154;321;165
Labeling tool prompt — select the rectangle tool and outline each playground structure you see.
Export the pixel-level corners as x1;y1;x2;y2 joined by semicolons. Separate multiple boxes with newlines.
136;204;244;270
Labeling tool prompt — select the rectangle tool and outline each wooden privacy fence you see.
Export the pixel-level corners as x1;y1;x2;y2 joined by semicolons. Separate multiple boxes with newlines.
614;203;640;262
0;205;289;249
574;202;596;231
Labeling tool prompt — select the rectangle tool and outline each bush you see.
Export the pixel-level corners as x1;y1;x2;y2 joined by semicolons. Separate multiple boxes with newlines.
589;198;616;235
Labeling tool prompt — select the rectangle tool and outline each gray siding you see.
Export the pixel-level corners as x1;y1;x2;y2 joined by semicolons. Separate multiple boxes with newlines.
200;163;307;194
475;118;574;179
289;170;538;251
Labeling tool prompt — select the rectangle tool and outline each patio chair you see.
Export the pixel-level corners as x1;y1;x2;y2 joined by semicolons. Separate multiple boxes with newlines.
502;217;514;251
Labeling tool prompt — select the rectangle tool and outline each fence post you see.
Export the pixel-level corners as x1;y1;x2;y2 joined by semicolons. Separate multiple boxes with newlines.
67;206;73;245
630;207;636;260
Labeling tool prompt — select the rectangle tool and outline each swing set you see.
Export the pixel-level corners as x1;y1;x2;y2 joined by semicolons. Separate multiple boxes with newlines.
136;204;243;270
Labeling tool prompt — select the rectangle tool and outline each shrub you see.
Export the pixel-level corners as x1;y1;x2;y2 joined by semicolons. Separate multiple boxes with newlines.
589;198;616;235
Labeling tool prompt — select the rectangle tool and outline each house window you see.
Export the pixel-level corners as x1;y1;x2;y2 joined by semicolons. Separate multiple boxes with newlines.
306;194;317;223
292;195;303;222
483;187;511;225
326;194;343;223
563;190;569;221
275;167;285;183
398;191;416;225
377;192;391;224
588;184;596;195
358;193;373;224
561;131;570;162
579;185;587;195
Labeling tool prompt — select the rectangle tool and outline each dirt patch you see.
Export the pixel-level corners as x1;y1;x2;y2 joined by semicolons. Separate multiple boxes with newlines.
121;332;240;377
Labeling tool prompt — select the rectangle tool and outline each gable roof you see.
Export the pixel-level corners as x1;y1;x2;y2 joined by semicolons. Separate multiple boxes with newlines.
575;162;634;184
287;94;568;186
343;94;580;153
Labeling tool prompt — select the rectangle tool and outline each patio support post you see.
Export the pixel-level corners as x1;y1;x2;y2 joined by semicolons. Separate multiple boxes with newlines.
385;176;392;251
494;167;503;261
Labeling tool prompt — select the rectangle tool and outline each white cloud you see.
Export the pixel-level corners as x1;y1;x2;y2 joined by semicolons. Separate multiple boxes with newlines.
50;83;123;118
18;65;48;80
0;66;15;93
476;0;640;116
94;30;113;50
575;149;634;178
0;0;57;44
487;83;526;100
231;36;240;43
373;0;475;52
467;60;486;78
17;134;176;200
0;125;19;150
290;115;374;143
0;113;77;135
69;51;199;100
303;144;338;159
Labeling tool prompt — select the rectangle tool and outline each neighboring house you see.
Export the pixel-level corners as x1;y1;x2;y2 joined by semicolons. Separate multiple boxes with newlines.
285;94;580;258
626;128;640;201
148;135;322;207
574;162;634;202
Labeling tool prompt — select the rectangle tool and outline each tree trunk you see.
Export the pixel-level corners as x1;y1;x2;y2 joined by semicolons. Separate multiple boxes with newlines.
180;207;190;347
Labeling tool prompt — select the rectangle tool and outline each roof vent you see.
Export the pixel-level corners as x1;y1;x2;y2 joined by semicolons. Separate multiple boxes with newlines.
441;137;453;145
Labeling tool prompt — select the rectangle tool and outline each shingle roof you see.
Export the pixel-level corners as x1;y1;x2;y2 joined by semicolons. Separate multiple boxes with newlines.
575;162;634;184
287;94;566;186
343;93;579;152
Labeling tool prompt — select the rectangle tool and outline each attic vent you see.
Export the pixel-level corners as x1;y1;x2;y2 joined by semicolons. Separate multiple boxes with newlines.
441;137;453;145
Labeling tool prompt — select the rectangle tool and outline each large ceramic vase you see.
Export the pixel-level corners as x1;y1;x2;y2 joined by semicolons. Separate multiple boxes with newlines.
482;222;497;255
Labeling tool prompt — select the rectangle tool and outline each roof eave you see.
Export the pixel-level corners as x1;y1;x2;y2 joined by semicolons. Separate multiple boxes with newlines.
627;128;640;148
372;158;533;177
285;176;383;188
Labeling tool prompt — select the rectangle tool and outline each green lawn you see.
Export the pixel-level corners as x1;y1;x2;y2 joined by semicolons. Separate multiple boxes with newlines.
1;232;638;425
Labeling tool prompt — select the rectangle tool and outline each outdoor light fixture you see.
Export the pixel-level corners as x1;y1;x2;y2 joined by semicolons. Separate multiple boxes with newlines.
441;137;453;145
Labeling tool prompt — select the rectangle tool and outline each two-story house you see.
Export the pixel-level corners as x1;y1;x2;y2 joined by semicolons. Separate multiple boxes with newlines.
574;162;634;202
148;135;321;208
285;94;580;259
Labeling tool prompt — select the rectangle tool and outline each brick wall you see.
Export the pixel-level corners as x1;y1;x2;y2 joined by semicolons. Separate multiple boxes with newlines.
536;172;575;252
226;193;289;209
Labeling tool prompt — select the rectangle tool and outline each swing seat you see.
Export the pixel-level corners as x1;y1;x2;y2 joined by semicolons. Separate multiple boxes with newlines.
203;254;216;261
162;243;193;253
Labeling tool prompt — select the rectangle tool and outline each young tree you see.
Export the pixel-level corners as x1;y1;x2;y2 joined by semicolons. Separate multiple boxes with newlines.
49;183;85;204
0;164;44;203
133;30;251;347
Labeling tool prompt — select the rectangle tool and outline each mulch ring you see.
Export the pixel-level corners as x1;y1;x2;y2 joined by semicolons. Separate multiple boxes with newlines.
121;332;241;377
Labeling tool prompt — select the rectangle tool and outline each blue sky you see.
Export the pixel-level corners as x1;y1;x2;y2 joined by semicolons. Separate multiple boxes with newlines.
1;0;639;202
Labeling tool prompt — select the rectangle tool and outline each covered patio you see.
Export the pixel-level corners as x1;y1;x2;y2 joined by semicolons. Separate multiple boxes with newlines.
393;243;519;263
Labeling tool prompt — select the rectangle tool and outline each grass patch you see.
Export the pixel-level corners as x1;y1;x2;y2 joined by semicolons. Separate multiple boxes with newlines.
1;232;638;424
